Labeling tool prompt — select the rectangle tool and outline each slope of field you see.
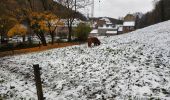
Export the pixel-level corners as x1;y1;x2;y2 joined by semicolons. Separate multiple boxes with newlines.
0;20;170;99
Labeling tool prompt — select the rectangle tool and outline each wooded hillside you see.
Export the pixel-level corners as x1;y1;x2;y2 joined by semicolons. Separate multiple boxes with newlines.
0;0;86;45
136;0;170;28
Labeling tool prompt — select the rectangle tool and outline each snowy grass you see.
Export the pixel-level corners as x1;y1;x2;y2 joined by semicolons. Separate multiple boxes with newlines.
1;20;170;99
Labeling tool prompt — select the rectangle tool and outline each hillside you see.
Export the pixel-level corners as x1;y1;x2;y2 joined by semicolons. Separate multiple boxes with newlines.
90;17;123;24
0;0;86;21
0;20;170;99
54;2;87;21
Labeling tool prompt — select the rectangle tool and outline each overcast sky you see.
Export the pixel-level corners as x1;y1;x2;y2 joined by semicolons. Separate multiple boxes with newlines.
85;0;154;18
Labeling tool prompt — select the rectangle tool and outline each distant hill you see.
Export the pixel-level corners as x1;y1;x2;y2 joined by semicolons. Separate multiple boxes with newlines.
53;1;87;21
0;0;87;21
107;17;123;24
90;17;123;24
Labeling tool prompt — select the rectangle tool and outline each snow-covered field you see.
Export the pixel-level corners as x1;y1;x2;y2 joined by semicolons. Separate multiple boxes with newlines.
1;20;170;100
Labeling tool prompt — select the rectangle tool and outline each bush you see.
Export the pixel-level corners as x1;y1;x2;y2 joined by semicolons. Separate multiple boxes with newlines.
75;23;91;41
0;43;39;52
15;42;39;49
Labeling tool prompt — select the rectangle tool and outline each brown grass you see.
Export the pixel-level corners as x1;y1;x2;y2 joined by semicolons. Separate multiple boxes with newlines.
0;42;80;57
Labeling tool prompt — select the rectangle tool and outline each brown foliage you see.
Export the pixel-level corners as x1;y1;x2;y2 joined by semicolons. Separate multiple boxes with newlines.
8;24;27;37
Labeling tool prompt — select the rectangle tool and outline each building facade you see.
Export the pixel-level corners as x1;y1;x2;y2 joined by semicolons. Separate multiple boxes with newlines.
123;14;136;33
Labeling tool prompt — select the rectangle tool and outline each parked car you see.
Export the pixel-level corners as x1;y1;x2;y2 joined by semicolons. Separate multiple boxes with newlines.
32;36;41;44
11;36;22;43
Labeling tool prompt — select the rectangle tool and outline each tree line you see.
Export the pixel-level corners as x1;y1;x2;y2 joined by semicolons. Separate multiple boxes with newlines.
136;0;170;28
0;0;88;46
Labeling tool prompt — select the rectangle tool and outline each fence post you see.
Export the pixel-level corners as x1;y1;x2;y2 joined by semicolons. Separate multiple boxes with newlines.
33;64;44;100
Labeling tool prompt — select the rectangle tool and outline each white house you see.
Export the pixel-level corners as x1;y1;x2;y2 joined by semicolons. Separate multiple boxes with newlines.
123;14;136;33
89;29;98;37
123;21;135;33
89;17;121;36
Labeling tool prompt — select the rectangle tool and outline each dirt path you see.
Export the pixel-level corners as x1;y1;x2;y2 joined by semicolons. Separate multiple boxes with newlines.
0;42;81;57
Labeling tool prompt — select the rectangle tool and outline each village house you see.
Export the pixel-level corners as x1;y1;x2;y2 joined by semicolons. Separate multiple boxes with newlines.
95;19;106;28
123;14;136;33
90;15;136;36
98;25;117;36
90;17;122;36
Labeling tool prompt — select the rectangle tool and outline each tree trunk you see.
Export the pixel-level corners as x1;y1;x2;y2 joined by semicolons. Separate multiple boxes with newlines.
68;26;72;42
161;0;165;21
22;35;25;42
50;32;54;45
37;32;47;46
40;36;47;46
28;36;32;45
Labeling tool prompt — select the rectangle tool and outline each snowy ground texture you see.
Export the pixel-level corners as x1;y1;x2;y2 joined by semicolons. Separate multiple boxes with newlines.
1;20;170;100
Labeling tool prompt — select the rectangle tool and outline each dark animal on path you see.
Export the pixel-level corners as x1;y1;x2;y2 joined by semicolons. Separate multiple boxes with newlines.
87;37;101;47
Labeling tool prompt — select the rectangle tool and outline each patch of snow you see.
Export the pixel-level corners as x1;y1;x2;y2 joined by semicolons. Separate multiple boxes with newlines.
90;29;98;34
1;20;170;99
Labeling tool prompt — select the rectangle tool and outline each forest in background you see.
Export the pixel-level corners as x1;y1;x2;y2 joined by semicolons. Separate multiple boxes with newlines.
0;0;87;47
136;0;170;28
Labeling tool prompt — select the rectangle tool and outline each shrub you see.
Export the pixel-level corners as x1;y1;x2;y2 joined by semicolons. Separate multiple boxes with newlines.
75;23;91;41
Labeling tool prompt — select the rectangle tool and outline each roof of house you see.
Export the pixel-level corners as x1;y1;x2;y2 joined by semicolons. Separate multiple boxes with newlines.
123;21;135;27
90;29;98;34
100;18;110;23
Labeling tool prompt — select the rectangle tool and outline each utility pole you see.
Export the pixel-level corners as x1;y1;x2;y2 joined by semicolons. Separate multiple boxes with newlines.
91;0;94;18
91;0;101;18
75;0;77;13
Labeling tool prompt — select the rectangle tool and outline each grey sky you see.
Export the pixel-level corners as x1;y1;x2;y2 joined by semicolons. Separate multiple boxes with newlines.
91;0;154;18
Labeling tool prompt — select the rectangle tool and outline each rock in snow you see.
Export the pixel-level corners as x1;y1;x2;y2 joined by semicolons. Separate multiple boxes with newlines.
1;20;170;99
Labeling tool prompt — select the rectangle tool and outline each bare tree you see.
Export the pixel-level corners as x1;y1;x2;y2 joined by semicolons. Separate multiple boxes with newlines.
57;0;90;41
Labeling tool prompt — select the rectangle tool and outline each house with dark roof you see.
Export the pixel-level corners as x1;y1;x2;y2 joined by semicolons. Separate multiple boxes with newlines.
123;14;136;33
89;17;123;36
